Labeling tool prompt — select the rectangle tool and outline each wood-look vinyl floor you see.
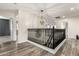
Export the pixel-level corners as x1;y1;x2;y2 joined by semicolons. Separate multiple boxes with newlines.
0;39;79;56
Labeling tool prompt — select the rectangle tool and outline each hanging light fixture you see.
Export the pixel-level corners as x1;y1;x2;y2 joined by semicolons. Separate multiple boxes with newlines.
40;9;45;25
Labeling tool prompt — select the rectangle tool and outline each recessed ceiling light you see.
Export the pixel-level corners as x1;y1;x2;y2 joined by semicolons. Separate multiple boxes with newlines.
63;16;66;18
70;8;75;11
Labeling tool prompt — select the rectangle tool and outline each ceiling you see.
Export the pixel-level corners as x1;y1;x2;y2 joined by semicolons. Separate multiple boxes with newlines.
0;3;79;18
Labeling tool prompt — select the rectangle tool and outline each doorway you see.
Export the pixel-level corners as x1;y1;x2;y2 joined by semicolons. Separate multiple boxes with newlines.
0;16;17;54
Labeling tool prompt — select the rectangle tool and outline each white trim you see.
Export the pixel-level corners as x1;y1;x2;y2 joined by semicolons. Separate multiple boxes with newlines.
0;16;10;19
10;17;17;41
27;39;66;54
0;16;16;41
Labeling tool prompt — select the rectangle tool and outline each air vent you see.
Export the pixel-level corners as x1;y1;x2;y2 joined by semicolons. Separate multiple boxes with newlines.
55;16;61;19
41;10;44;12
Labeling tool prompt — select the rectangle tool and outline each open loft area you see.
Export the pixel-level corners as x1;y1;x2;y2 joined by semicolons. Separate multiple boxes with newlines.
0;3;79;56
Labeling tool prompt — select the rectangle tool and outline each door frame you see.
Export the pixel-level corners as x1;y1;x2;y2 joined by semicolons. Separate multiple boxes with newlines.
0;16;17;41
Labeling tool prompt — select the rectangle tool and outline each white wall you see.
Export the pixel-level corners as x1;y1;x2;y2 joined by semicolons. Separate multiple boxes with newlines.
0;10;18;17
0;9;47;43
67;17;79;39
0;10;18;41
17;10;45;43
57;17;79;39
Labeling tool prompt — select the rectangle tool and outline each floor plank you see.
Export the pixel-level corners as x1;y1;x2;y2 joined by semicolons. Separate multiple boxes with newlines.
0;39;79;56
